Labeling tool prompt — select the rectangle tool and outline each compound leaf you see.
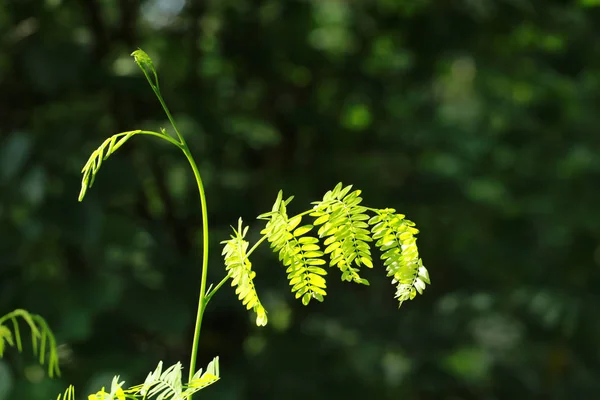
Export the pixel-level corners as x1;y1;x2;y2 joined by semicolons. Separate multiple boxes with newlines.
259;192;328;305
221;218;268;326
370;208;430;307
310;182;373;285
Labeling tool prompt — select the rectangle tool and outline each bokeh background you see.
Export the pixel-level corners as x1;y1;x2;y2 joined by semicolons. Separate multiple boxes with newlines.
2;0;600;398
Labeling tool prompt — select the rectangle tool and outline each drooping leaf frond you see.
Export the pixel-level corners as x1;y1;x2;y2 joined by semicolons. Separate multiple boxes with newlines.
310;183;373;285
258;191;328;306
78;130;182;202
0;309;60;377
221;218;268;326
370;208;431;307
78;131;138;201
247;184;431;308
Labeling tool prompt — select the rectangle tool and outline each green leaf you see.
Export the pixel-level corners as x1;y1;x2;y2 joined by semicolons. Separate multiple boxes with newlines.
418;265;431;284
55;385;76;400
256;185;429;309
78;130;161;202
307;267;328;275
303;251;325;258
131;49;155;70
261;192;329;305
302;293;311;306
302;244;320;251
355;278;370;286
287;215;302;231
311;182;374;284
371;209;430;307
0;325;12;356
293;224;313;237
0;309;60;377
126;358;220;399
360;256;373;268
313;214;330;225
221;218;268;326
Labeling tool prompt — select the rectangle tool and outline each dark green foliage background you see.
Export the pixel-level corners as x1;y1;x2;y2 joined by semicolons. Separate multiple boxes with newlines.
1;0;600;398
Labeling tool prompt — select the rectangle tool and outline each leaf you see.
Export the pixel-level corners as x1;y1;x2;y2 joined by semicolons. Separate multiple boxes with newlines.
221;218;268;327
125;358;220;399
294;225;313;237
287;215;302;231
360;256;374;268
356;278;370;286
313;214;330;225
0;309;60;377
56;386;76;400
371;209;430;307
311;183;374;284
184;356;221;394
78;131;140;201
260;191;329;304
131;49;155;71
255;306;268;327
131;49;160;90
302;293;311;305
255;186;430;309
0;325;12;356
87;379;126;400
302;243;320;251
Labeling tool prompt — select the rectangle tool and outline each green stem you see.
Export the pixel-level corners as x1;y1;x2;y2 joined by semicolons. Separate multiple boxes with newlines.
154;89;185;144
205;275;230;304
136;58;220;396
136;60;209;387
246;234;269;259
138;67;185;145
180;144;211;386
137;130;183;148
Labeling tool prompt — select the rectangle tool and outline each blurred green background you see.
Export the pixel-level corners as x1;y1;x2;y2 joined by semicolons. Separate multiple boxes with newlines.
2;0;600;399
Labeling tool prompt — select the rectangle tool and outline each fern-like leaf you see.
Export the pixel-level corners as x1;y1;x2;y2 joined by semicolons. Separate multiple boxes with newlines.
0;325;13;356
183;356;220;396
78;128;183;203
130;362;183;399
78;131;138;201
221;218;268;326
88;377;126;400
127;358;220;399
57;358;220;400
0;309;60;377
370;208;430;307
258;191;328;306
56;386;76;400
310;183;373;285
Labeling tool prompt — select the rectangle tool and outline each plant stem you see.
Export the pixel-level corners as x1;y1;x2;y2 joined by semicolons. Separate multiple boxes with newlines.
138;65;185;145
246;234;268;259
153;89;185;145
180;145;211;387
204;275;230;304
137;57;212;394
137;130;183;148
